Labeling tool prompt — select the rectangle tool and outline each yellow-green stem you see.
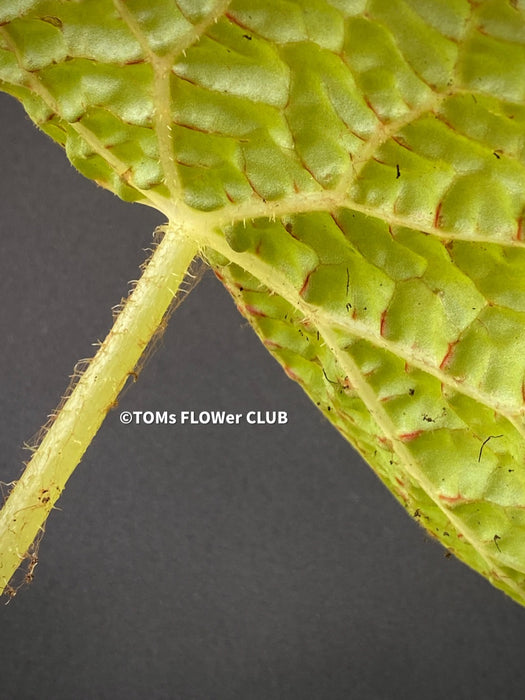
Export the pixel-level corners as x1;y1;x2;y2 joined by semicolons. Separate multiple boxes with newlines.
0;223;199;594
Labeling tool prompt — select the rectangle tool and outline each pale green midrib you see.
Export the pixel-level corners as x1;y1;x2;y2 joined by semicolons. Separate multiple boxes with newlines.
210;195;525;248
112;0;182;202
192;225;525;439
317;322;525;601
152;64;180;199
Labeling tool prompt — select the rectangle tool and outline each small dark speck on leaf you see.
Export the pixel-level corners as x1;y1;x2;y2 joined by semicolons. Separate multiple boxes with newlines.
408;388;415;396
494;534;502;552
243;34;252;40
396;164;401;179
478;434;504;462
323;368;338;385
40;15;63;27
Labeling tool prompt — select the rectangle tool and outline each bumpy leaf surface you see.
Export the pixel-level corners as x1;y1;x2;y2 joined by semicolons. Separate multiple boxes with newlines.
2;0;525;604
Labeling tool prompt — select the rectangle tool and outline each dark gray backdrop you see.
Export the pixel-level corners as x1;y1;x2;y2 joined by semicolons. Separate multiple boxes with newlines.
1;94;524;700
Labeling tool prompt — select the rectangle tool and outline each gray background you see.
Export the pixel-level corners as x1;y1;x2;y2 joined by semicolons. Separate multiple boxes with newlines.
1;93;525;699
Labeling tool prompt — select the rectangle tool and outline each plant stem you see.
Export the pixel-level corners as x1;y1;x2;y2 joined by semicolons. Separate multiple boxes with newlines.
0;223;199;595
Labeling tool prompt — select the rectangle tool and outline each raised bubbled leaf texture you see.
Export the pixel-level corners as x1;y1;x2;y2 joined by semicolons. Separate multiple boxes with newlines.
2;0;525;604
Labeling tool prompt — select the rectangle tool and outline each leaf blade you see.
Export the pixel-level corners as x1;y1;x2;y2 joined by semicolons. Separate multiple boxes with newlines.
2;0;525;604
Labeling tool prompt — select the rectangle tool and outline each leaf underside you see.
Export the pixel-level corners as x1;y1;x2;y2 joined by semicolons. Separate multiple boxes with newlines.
2;0;525;604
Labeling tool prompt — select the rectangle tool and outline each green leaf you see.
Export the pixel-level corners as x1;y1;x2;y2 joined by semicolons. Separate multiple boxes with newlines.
2;0;525;605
